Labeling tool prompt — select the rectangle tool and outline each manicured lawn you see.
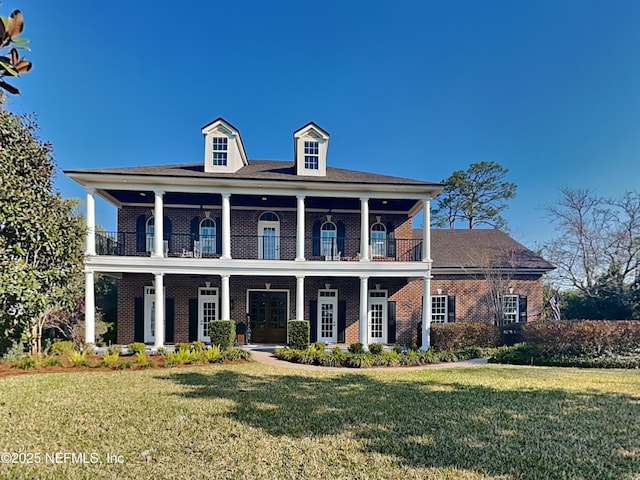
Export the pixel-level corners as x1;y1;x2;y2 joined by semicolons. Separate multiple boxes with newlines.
0;363;638;479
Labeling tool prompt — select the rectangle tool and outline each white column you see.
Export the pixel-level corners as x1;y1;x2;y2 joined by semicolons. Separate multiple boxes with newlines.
421;276;432;350
84;270;95;345
359;276;369;349
154;273;165;348
360;197;370;262
221;192;231;259
221;274;230;320
422;197;432;262
296;276;305;320
153;190;164;257
296;195;305;261
85;188;96;256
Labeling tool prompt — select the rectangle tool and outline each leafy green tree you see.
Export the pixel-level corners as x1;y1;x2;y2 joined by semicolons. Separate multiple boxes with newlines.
0;109;85;356
432;161;517;229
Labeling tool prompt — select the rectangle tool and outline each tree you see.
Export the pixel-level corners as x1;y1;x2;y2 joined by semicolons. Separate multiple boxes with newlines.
0;109;85;356
432;161;517;229
0;10;32;95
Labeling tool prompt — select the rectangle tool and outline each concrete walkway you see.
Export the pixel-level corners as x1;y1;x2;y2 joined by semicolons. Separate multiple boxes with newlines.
245;346;489;372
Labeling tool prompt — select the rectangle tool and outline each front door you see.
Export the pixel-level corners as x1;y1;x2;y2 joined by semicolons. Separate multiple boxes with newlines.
248;290;288;343
317;289;338;343
198;287;218;342
368;290;388;344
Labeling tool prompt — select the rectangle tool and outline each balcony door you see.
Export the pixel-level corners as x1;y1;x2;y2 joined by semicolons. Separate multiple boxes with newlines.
258;212;280;260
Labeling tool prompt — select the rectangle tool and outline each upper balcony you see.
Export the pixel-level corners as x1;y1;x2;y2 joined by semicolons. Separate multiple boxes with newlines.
95;231;424;262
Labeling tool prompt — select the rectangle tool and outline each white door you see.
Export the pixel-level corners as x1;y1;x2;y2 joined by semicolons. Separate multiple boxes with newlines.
144;286;155;343
198;287;218;342
317;289;338;343
368;290;388;344
259;221;280;260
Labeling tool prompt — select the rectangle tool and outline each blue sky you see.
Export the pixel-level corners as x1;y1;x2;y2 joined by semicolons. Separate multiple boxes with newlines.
6;0;640;249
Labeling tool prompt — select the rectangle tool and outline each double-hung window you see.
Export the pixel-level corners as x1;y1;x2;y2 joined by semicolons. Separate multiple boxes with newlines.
212;137;228;166
304;141;319;170
502;295;519;324
431;295;448;323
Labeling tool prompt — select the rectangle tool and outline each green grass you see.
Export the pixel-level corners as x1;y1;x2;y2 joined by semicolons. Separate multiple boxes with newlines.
0;364;638;479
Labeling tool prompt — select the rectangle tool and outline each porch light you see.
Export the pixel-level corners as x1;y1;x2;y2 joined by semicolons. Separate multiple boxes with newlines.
325;283;331;290
509;287;514;294
437;288;442;295
265;283;271;290
375;284;381;290
261;197;267;201
205;281;211;288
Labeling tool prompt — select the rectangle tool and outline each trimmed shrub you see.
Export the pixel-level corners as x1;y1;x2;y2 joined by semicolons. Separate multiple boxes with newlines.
287;321;310;350
210;320;235;350
490;343;537;365
127;342;146;355
348;343;365;354
431;323;501;351
368;343;383;355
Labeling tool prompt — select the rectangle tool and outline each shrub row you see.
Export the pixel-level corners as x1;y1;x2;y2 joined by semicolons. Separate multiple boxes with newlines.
430;323;501;351
274;345;487;368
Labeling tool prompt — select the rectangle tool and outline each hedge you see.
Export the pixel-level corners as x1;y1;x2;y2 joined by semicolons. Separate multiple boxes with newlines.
430;323;501;351
287;320;310;350
209;320;235;350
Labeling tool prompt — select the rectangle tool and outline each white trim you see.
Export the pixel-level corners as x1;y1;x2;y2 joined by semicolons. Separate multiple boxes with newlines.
258;211;280;260
367;289;388;344
198;286;219;342
317;289;338;343
431;294;448;323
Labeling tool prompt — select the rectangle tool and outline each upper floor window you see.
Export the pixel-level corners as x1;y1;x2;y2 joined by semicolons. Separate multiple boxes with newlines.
258;211;280;260
502;295;519;324
212;137;228;166
371;223;386;257
304;141;319;170
320;221;337;257
431;295;447;323
146;217;154;253
199;218;217;254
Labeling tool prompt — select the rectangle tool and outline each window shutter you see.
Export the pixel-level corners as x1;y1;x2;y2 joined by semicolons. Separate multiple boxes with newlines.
309;300;318;342
135;215;146;253
190;217;200;244
165;298;174;343
386;222;396;258
387;300;396;344
214;216;222;254
519;296;528;323
163;217;172;254
336;220;346;255
188;298;198;342
338;300;346;343
312;220;321;256
447;296;456;323
134;297;144;342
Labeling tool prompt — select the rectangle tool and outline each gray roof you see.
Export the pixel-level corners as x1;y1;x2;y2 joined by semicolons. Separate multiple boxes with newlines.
64;160;441;187
416;229;554;271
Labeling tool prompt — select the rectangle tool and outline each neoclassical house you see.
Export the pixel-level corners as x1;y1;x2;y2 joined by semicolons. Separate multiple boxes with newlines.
66;118;553;349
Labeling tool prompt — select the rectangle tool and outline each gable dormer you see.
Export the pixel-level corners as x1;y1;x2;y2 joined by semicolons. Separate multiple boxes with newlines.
201;117;248;174
293;122;329;177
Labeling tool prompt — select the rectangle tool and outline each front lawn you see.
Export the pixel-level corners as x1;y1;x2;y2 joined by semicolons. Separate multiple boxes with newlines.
0;363;638;479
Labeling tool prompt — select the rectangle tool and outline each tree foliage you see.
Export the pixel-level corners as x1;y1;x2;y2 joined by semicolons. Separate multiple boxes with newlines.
0;10;32;95
432;161;517;229
0;109;85;356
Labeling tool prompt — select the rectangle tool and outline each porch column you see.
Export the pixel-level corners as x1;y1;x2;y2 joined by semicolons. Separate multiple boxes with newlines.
221;274;230;319
84;270;95;345
296;276;305;320
421;276;432;350
221;192;231;259
154;272;165;348
360;197;370;261
85;188;96;256
422;197;432;262
295;195;305;261
359;276;369;349
153;190;164;257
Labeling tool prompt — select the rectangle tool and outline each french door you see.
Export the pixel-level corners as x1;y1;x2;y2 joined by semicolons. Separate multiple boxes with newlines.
198;287;218;342
368;290;388;344
248;290;288;343
317;289;338;343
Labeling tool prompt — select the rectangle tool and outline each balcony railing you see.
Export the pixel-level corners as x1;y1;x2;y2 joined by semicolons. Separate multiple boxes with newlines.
95;232;423;262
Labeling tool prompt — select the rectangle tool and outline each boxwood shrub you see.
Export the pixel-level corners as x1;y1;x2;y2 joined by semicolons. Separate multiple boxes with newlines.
431;323;501;351
287;320;310;350
210;320;235;350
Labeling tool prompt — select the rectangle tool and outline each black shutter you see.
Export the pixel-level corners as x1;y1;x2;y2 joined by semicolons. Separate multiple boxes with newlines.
447;296;456;323
312;220;321;256
338;300;346;343
336;220;346;255
165;298;174;343
190;217;200;244
163;217;172;254
519;296;528;323
134;297;144;342
135;215;146;253
387;300;396;344
188;298;198;342
386;222;396;258
214;216;222;254
309;300;318;342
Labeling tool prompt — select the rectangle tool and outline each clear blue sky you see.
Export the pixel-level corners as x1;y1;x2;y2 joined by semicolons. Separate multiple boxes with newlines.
6;0;640;249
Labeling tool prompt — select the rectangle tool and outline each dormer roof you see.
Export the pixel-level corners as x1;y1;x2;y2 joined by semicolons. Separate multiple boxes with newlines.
293;121;329;177
201;117;248;173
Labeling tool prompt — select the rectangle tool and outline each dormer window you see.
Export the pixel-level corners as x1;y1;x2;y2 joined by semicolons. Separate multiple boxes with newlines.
212;137;228;166
304;141;319;170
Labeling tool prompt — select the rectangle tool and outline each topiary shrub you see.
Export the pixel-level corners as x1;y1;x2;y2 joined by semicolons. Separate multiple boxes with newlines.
287;320;310;350
210;320;235;350
431;323;501;351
